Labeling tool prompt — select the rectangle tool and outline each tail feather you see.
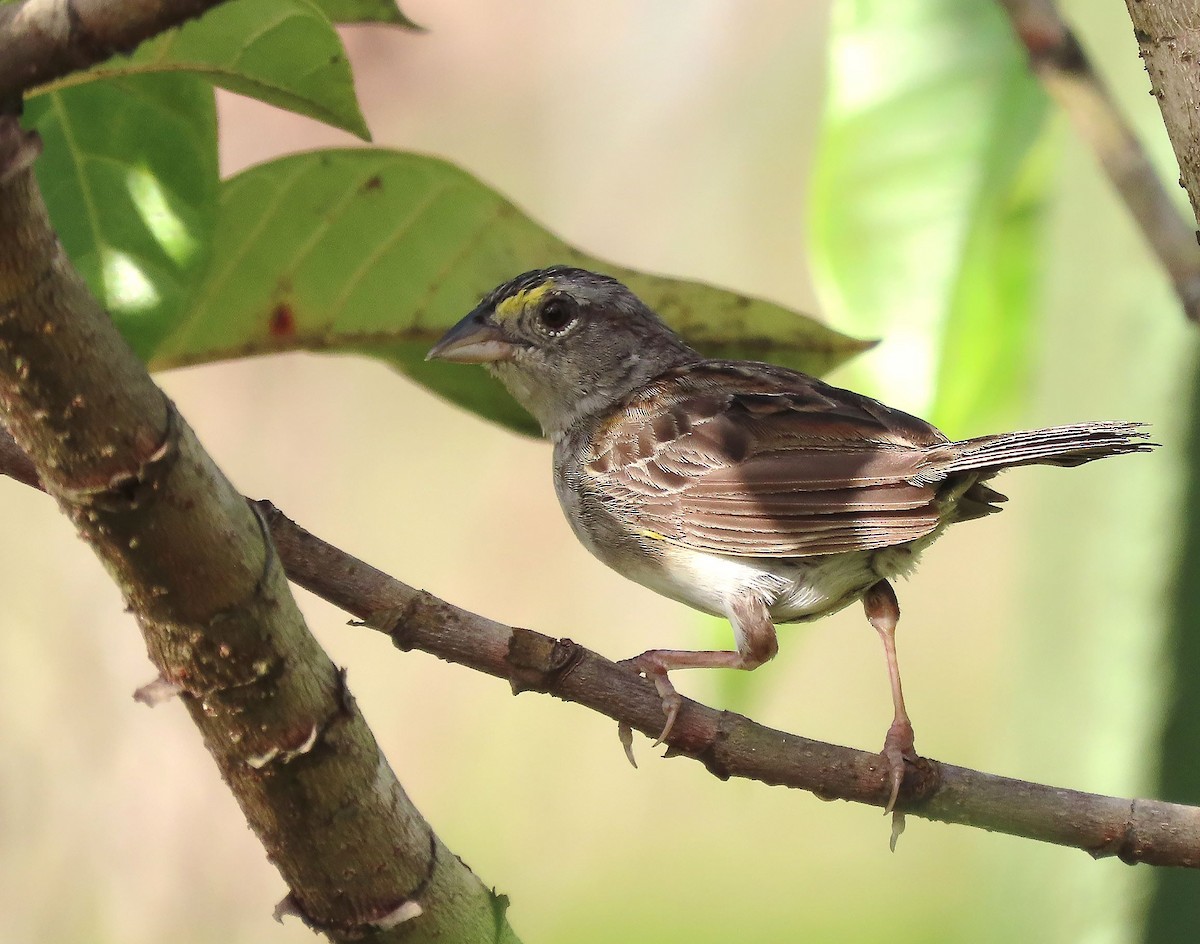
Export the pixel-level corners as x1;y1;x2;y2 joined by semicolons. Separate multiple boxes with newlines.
914;421;1154;485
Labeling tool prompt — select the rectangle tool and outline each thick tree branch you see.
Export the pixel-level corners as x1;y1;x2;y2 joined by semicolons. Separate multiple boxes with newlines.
0;117;519;942
1124;2;1200;234
0;0;230;104
5;424;1195;866
999;0;1200;321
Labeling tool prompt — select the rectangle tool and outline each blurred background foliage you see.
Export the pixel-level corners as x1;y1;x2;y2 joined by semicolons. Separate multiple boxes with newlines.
2;1;1197;942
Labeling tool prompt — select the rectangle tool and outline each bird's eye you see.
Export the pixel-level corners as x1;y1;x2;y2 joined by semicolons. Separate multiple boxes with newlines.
537;296;577;336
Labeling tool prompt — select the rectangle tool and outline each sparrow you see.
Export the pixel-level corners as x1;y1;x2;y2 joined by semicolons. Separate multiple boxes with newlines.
427;265;1153;812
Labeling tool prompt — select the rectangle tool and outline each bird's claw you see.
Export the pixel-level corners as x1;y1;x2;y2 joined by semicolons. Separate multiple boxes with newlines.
889;811;906;852
650;691;681;746
880;717;917;816
619;654;683;748
617;721;637;768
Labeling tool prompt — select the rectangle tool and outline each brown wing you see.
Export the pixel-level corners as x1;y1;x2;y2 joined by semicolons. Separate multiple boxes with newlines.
582;362;952;558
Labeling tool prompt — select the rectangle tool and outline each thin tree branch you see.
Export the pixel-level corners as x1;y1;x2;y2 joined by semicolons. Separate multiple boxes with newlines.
259;501;1200;869
999;0;1200;322
0;0;230;105
0;116;519;942
2;422;1195;867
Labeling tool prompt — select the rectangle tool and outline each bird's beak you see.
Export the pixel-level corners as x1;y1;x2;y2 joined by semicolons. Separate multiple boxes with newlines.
426;308;520;364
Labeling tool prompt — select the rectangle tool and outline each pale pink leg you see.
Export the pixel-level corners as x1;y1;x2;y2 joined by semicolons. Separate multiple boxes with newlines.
625;592;778;744
863;579;916;816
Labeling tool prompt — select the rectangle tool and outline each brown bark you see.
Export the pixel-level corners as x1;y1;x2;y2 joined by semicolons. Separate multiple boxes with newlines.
0;114;518;943
1124;1;1200;233
0;0;229;104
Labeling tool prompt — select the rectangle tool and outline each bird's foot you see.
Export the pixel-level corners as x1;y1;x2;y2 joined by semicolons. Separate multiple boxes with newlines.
880;717;917;815
621;653;683;746
880;718;916;851
889;811;906;853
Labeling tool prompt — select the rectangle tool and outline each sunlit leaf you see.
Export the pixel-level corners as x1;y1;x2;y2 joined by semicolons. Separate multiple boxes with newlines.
313;0;422;27
151;149;869;435
37;0;370;140
934;79;1053;433
811;0;1050;429
1146;359;1200;940
24;75;219;360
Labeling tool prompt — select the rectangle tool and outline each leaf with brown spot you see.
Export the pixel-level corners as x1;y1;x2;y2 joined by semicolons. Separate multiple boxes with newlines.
151;150;869;436
268;304;297;338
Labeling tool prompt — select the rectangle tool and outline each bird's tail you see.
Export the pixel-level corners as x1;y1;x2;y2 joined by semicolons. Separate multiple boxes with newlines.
914;421;1154;484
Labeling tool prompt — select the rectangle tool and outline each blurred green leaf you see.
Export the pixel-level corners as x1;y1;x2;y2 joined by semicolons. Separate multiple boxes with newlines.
811;0;1050;428
934;79;1053;433
24;75;219;361
39;0;370;140
313;0;422;27
150;149;869;435
1145;354;1200;941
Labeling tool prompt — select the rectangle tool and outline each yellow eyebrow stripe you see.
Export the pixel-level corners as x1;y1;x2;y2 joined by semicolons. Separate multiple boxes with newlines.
494;280;554;321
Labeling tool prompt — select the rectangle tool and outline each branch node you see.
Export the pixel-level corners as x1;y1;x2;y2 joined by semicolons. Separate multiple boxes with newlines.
370;900;424;930
491;889;513;939
314;829;440;938
371;591;433;652
65;0;133;64
252;497;282;526
890;755;942;811
272;893;306;925
1114;799;1146;865
132;674;182;706
55;395;179;510
696;711;737;781
234;667;347;771
333;664;357;717
0;123;41;184
246;724;320;770
506;629;584;694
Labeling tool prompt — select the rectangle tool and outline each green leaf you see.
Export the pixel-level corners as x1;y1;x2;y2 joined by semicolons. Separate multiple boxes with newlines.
934;99;1053;433
312;0;422;28
1145;356;1200;940
150;149;869;435
810;0;1050;429
23;75;219;361
38;0;370;140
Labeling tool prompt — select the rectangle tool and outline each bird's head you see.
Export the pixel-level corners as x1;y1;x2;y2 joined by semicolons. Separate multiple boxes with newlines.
428;266;697;438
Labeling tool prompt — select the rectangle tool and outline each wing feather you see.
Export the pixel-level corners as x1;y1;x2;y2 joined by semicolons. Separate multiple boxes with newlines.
581;362;950;558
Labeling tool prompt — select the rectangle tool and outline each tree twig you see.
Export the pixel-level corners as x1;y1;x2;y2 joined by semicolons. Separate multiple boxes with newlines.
0;0;231;105
999;0;1200;322
259;501;1200;868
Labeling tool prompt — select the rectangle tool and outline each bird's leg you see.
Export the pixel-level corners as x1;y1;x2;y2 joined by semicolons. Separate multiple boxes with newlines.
863;578;916;816
624;592;778;745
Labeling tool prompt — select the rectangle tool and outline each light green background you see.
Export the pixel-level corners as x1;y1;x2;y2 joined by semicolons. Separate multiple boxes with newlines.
0;2;1191;942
